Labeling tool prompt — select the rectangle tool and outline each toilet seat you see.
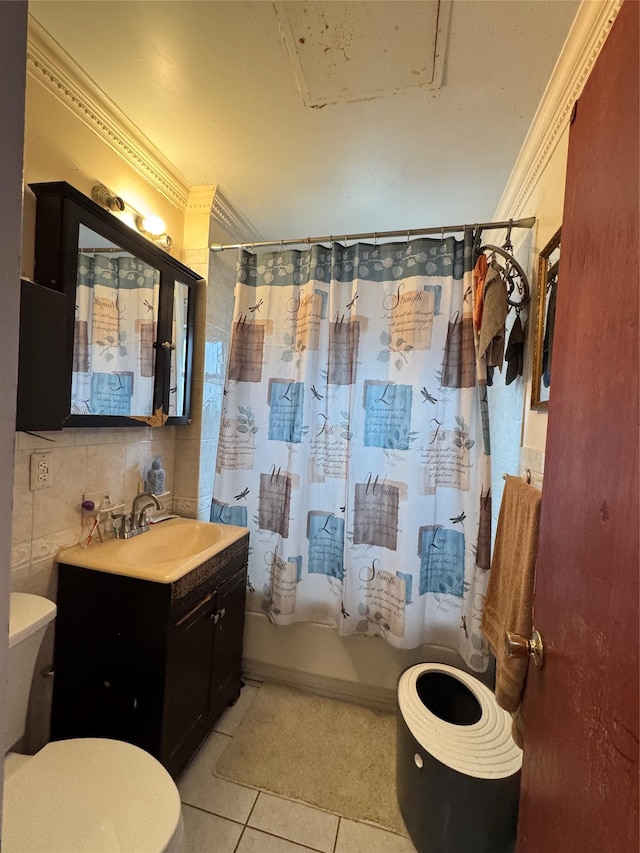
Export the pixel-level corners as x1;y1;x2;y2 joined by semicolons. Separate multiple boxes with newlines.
3;738;183;853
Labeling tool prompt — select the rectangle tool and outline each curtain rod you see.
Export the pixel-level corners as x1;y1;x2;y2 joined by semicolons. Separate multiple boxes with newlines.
210;216;536;253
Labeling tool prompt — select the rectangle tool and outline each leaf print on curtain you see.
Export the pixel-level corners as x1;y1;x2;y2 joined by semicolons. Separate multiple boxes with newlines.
213;235;492;671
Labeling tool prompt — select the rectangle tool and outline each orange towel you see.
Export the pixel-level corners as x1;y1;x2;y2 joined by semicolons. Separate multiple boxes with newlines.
481;476;541;739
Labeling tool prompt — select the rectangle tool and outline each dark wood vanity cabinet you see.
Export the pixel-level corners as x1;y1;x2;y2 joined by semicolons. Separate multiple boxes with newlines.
51;534;249;779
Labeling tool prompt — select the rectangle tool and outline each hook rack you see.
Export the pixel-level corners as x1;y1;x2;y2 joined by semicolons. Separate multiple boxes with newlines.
478;243;530;310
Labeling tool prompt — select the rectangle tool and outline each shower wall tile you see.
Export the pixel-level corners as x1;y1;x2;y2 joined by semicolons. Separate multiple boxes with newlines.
181;378;205;437
204;329;229;381
197;493;212;521
207;254;236;330
203;382;225;439
198;439;218;496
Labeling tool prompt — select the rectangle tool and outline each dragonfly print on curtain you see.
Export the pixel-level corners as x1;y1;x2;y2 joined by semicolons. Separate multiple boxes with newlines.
212;235;493;671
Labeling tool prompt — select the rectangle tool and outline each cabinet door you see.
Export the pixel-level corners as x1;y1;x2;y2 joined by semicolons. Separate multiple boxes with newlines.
163;591;217;769
210;567;247;719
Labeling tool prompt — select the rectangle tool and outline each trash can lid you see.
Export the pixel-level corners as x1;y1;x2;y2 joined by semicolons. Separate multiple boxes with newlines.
398;663;522;779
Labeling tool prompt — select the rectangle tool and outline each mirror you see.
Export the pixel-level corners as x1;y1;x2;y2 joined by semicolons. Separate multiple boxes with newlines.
169;280;191;418
73;225;161;417
27;181;199;429
531;227;561;410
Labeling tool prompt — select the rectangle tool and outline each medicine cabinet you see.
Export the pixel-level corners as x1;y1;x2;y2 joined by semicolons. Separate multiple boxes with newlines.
19;181;199;430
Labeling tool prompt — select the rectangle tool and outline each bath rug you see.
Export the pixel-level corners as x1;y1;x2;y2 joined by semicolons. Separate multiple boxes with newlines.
215;682;408;836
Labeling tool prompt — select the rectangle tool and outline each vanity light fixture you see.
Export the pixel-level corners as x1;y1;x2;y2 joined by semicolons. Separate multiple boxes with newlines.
90;182;173;250
90;183;125;212
135;214;173;249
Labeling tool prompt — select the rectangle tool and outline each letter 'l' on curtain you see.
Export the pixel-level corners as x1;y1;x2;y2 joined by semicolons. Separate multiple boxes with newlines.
213;234;492;671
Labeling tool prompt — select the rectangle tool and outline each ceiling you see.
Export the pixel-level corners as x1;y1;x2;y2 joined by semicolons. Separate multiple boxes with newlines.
28;1;580;242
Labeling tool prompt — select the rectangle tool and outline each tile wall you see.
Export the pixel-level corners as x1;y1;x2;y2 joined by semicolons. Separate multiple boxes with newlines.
10;426;178;598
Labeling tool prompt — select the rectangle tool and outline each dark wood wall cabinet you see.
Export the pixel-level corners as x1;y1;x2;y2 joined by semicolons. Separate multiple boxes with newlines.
52;535;249;779
18;181;200;431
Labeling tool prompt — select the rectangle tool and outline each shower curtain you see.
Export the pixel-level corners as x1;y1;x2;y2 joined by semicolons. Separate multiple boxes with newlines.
72;252;160;416
213;235;492;671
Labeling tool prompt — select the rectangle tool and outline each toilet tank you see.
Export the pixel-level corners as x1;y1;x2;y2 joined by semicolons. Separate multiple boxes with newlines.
4;593;57;753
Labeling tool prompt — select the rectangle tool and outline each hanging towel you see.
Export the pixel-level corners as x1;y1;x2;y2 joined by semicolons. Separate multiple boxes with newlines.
505;314;525;385
478;260;509;368
481;476;541;744
472;253;488;331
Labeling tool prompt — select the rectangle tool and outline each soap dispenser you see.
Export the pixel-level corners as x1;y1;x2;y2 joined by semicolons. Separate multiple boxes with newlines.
146;456;165;494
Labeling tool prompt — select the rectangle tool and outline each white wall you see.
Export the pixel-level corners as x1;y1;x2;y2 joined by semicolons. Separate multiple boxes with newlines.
487;130;568;525
0;0;28;821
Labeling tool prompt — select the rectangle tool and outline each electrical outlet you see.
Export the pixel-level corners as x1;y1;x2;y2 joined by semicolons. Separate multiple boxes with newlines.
30;452;52;490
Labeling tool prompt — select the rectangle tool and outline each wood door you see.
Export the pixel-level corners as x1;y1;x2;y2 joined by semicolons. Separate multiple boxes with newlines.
516;3;639;851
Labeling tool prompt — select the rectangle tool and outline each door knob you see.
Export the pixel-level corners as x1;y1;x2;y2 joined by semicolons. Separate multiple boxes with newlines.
505;629;544;668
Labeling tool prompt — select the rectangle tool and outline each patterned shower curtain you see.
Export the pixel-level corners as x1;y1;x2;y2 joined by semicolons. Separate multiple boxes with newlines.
72;253;160;416
213;235;492;671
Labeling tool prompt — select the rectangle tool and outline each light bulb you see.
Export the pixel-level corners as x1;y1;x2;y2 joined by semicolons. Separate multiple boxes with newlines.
138;215;166;237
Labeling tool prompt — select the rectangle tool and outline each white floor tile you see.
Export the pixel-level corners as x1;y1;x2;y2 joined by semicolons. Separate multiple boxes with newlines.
236;827;319;853
335;819;418;853
181;805;243;853
178;731;258;823
248;791;339;853
214;684;260;735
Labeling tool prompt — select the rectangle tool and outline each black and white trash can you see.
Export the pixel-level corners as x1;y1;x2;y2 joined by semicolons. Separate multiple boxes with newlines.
397;663;522;853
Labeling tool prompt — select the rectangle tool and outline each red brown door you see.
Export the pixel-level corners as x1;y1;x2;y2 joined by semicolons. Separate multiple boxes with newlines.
516;3;639;851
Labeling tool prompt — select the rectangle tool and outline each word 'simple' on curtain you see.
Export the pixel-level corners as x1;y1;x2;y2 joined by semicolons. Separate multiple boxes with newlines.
73;252;160;416
212;235;492;671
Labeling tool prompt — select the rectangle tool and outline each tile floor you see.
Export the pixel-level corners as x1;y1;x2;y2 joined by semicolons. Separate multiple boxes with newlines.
177;683;418;853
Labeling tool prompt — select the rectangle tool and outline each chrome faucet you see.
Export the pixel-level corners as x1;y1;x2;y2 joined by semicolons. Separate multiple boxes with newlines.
113;492;162;539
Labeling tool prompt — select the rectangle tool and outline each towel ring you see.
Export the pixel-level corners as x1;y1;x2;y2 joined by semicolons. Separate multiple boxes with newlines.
502;469;532;484
479;244;530;310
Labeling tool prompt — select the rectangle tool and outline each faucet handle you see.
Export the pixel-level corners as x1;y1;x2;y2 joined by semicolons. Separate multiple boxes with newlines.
111;513;130;538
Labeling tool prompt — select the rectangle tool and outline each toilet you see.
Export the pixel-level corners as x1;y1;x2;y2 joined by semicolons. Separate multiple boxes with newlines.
2;593;184;853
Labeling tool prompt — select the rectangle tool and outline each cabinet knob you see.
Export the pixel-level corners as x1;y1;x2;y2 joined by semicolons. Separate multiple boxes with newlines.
160;341;176;351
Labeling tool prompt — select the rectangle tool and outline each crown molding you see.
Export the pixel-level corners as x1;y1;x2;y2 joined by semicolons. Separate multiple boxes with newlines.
26;17;190;212
494;0;623;221
212;187;262;243
185;185;218;218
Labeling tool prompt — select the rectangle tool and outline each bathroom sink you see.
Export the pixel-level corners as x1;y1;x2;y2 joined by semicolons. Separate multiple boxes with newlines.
56;517;248;583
